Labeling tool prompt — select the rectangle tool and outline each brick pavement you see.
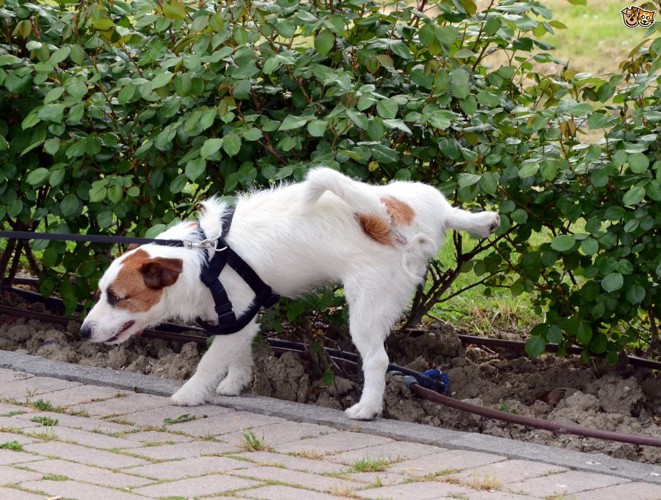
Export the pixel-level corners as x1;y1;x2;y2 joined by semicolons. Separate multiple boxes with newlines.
0;365;660;499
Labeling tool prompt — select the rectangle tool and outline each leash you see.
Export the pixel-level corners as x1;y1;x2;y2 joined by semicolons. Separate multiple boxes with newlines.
1;207;280;337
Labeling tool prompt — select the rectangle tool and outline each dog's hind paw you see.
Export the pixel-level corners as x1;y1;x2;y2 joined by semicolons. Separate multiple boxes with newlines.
171;385;208;407
345;402;381;421
216;375;249;396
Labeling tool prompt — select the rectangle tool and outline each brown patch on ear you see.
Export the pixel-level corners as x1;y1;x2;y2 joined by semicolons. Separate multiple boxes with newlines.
140;257;183;290
110;249;182;313
382;196;415;226
126;244;141;252
356;214;392;245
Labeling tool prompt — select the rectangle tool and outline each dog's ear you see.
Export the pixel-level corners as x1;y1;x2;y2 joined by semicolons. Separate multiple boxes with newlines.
140;258;183;290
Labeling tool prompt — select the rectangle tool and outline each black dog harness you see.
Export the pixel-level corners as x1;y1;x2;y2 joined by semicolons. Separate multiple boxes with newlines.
190;207;280;336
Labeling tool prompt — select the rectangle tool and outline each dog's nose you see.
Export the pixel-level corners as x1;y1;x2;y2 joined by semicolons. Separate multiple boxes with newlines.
79;323;92;340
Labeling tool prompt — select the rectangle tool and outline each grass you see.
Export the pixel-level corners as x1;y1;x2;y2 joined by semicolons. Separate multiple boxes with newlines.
541;0;650;76
0;440;24;451
350;457;391;473
241;429;272;452
30;416;59;426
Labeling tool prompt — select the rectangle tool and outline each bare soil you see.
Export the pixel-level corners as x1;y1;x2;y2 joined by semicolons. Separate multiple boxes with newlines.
1;288;660;464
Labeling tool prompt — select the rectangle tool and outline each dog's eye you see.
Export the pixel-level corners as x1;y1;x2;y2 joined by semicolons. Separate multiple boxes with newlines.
106;289;127;306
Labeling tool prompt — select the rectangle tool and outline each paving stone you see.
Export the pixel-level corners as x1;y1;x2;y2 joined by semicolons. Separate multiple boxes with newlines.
275;431;393;456
167;409;286;437
0;465;42;484
573;481;661;499
0;431;38;447
0;486;44;500
23;459;153;488
235;450;349;474
119;430;193;444
25;426;145;450
73;393;171;417
390;449;506;477
0;415;40;430
356;480;473;499
34;384;130;408
125;455;249;480
130;438;240;460
345;471;409;486
132;474;260;498
236;485;350;500
15;411;134;434
233;465;364;493
330;440;447;465
20;479;146;500
121;402;233;427
0;450;41;466
449;458;567;486
508;470;630;497
0;369;33;383
0;377;80;402
221;421;337;448
23;441;149;469
0;402;27;415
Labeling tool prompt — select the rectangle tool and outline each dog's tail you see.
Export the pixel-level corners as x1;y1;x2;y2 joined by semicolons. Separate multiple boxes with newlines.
303;167;385;216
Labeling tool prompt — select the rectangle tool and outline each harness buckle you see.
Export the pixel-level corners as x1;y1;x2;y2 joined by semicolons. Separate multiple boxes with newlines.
183;238;228;252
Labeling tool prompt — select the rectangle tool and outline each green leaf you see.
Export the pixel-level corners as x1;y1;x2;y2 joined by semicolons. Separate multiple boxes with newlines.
60;194;80;217
26;168;50;186
278;115;311;131
450;69;470;99
550;234;575;252
49;47;70;66
601;272;624;293
38;104;65;123
376;98;398;119
185;158;206;181
628;153;649;174
315;30;335;57
622;185;645;205
625;284;645;304
222;133;241;157
307;120;328;137
200;138;223;159
525;335;546;357
151;71;173;90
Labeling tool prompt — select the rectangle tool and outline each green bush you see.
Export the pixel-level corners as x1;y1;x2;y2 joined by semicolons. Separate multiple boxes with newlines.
0;0;659;360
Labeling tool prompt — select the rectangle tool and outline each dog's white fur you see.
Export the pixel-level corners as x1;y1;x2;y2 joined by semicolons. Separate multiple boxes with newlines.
81;168;499;420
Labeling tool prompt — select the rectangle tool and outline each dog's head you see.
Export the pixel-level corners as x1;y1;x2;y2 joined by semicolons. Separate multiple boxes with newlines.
80;248;183;344
621;6;640;28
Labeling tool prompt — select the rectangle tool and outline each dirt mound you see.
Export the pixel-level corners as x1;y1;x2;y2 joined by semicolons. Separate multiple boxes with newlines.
1;291;660;464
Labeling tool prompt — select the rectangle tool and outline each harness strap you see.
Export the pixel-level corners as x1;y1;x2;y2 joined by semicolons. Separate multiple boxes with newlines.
195;207;279;336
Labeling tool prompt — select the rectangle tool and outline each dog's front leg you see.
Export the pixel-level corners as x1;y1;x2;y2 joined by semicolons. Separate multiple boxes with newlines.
171;323;257;406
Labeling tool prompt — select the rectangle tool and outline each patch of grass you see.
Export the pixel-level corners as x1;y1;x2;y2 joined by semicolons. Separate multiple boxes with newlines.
541;0;647;76
163;414;196;425
241;429;272;452
30;416;59;427
350;457;391;473
464;473;503;491
42;473;69;481
290;449;325;460
1;410;26;417
32;399;56;412
0;440;24;451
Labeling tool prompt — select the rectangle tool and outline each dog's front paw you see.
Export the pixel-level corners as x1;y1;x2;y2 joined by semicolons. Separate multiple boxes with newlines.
171;384;209;407
345;402;381;421
216;374;249;396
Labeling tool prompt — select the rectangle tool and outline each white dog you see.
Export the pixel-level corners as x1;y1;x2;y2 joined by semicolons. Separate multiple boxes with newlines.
80;168;499;420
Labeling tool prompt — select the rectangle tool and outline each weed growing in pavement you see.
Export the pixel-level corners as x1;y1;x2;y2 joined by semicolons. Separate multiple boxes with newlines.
163;414;196;425
0;440;24;451
42;474;69;481
464;473;503;491
241;429;272;452
350;457;391;473
30;416;58;426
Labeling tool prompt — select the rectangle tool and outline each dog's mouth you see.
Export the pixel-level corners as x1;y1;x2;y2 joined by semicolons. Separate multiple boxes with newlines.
106;320;137;344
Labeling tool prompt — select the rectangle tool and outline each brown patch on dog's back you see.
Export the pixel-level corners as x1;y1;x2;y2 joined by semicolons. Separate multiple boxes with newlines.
356;214;392;245
109;249;183;313
382;196;415;226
